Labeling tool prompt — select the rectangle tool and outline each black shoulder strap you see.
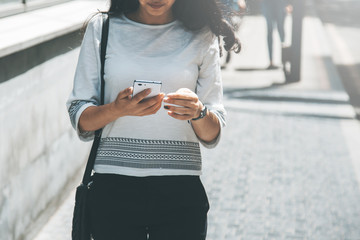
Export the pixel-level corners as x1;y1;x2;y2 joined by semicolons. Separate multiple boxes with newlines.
82;13;109;185
100;13;109;106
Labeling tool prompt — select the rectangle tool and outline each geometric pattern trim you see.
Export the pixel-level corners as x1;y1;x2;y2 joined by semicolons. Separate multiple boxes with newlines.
96;137;202;170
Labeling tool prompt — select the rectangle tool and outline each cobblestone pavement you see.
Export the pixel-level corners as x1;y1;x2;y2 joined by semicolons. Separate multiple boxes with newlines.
202;101;360;240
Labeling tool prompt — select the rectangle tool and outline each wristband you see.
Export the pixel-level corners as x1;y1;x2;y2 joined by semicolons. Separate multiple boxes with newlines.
192;105;207;121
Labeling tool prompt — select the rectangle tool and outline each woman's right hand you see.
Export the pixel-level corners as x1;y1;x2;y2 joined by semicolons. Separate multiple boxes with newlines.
111;87;165;118
79;87;164;133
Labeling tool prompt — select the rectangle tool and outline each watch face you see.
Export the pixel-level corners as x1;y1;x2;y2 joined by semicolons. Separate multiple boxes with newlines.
201;106;207;118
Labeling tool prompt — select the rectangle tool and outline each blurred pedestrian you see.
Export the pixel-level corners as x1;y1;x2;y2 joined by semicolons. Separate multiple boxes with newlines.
66;0;240;239
261;0;292;69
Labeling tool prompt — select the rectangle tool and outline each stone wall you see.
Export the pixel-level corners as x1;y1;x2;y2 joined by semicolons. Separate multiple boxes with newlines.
0;39;91;240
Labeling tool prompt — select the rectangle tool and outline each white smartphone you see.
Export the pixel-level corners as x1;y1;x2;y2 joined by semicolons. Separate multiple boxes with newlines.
132;80;162;99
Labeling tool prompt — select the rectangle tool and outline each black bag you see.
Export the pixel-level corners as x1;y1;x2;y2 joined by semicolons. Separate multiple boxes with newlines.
71;13;109;240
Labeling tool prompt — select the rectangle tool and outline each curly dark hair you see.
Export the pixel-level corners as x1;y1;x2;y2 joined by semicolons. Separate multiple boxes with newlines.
106;0;241;54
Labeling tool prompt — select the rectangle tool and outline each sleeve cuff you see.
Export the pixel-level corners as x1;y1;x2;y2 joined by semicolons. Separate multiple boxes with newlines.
197;109;226;149
198;126;222;149
74;102;97;141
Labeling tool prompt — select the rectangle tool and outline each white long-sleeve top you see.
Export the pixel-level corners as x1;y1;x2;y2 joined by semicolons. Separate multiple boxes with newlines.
66;14;226;177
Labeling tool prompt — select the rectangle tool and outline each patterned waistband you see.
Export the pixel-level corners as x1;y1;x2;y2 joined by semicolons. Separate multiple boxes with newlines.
95;137;202;171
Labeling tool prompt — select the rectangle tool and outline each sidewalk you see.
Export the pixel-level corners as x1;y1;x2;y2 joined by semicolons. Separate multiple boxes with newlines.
33;4;360;240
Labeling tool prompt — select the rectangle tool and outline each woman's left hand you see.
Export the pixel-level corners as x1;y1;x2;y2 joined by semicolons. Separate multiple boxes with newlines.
163;88;203;121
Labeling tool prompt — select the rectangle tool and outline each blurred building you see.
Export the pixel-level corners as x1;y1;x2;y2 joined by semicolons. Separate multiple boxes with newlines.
0;1;105;239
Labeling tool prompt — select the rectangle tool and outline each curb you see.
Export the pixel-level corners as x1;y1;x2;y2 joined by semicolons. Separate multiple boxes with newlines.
224;89;349;105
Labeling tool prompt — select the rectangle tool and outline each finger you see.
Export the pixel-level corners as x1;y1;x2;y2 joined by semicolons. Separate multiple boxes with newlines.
165;93;198;101
146;93;165;102
167;111;191;120
117;87;133;99
132;88;151;103
158;92;166;100
138;92;164;106
151;101;163;114
138;95;162;109
164;105;193;115
163;99;197;108
141;101;163;116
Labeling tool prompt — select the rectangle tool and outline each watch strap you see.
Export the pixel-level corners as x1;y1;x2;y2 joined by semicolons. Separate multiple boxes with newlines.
192;105;207;121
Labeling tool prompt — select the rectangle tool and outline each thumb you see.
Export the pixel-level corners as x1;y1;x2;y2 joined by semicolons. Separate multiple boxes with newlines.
117;87;133;99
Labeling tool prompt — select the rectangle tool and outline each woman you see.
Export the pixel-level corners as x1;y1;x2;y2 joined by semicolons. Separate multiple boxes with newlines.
67;0;240;239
